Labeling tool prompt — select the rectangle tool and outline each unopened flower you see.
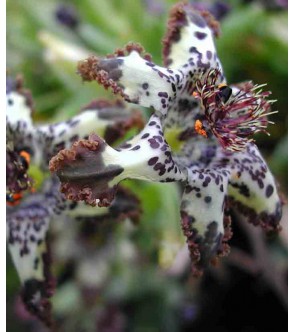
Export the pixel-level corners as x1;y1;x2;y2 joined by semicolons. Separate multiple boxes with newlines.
38;31;89;64
51;2;283;277
6;76;143;325
55;4;80;30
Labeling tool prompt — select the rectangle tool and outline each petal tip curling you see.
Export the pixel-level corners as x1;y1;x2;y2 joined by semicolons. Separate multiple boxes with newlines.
50;134;123;207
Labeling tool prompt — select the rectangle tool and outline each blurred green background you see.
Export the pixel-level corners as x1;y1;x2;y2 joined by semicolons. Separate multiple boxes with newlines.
7;0;287;331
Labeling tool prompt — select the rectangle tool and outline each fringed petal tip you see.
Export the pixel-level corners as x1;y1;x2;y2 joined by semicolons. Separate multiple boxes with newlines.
50;114;186;207
6;75;34;114
77;52;130;101
106;42;152;61
228;197;283;235
77;45;182;116
76;186;142;232
181;210;232;277
8;220;54;327
180;166;232;276
77;43;152;84
7;179;68;326
21;273;55;327
49;133;122;207
222;144;283;233
162;2;221;68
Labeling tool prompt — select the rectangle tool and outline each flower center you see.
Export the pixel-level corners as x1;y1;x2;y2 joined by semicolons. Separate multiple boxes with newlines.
164;127;185;152
192;69;276;152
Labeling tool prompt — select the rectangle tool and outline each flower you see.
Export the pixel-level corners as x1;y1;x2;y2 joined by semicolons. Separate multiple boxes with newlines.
6;76;143;325
50;2;283;277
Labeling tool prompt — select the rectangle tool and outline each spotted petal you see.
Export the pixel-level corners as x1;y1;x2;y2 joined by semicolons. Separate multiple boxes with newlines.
77;44;189;116
162;2;224;78
50;114;186;207
224;143;282;232
180;165;230;276
7;178;66;326
192;142;282;232
6;77;35;150
36;99;144;166
69;186;142;225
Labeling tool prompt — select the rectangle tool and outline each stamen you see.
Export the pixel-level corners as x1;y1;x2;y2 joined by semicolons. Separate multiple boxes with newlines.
6;193;23;206
20;151;31;165
192;69;275;151
194;120;208;138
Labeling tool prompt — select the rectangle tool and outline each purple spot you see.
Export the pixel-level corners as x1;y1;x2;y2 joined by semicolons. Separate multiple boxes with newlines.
204;196;212;203
142;82;149;90
141;133;150;139
148;156;159;166
266;184;274;198
195;32;207;40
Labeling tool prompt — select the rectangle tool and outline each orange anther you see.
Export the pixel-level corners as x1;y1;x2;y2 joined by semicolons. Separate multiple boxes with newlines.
193;91;200;98
20;150;31;165
6;193;23;206
233;172;241;180
194;120;207;138
218;83;227;89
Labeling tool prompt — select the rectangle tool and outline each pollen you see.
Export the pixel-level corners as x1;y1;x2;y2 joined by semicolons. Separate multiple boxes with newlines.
192;91;200;99
194;120;207;138
6;192;23;206
218;83;227;89
20;150;31;165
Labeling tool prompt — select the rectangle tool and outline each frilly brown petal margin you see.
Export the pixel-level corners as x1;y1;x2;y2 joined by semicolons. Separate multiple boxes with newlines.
77;42;152;102
106;42;152;61
162;2;220;67
76;185;143;240
21;237;55;327
181;203;232;277
227;196;283;234
6;75;35;113
49;134;124;207
162;2;188;67
77;55;125;97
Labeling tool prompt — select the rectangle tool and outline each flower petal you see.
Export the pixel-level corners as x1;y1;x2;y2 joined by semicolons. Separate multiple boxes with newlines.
190;142;282;232
180;165;230;276
7;178;66;326
163;95;203;142
77;43;184;116
162;2;223;76
224;143;283;232
36;99;144;165
6;77;35;152
50;114;186;207
6;76;34;129
71;186;142;226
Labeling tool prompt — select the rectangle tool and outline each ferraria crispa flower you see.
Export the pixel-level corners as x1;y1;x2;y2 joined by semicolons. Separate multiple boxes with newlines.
193;70;276;151
6;76;143;326
50;2;283;277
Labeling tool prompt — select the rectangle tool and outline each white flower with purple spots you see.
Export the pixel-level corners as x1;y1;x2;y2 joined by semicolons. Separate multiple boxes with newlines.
50;2;283;277
6;76;143;326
